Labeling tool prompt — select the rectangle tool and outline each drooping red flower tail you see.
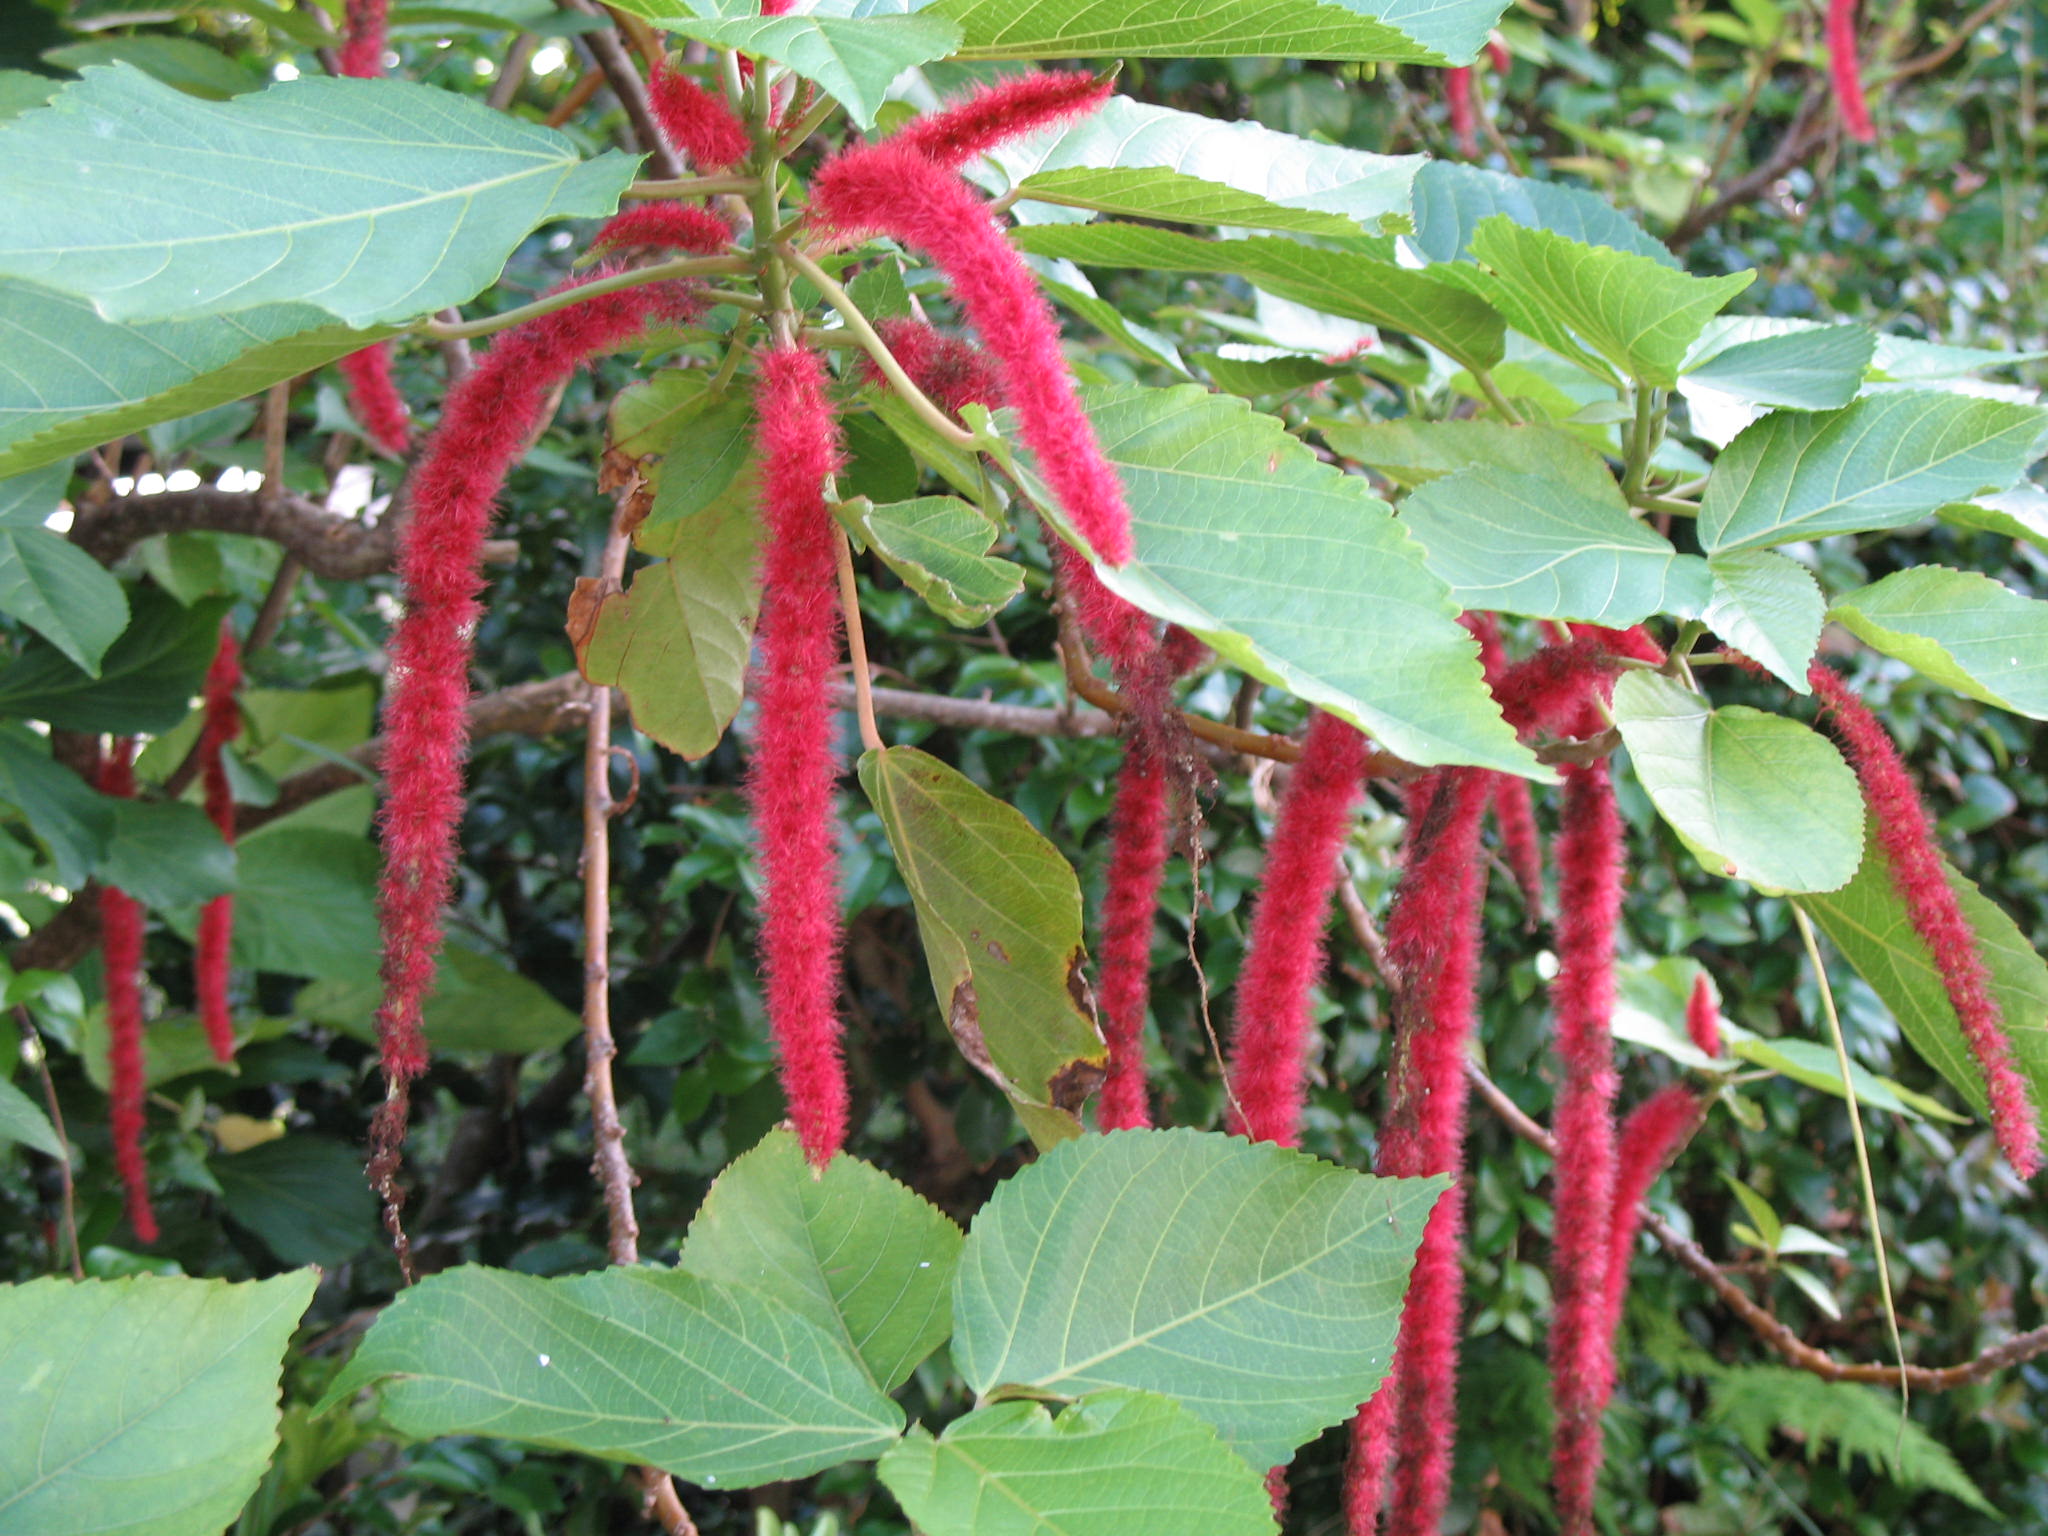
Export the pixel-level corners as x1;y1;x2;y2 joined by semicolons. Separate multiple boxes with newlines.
1346;767;1491;1536
339;0;388;77
337;345;412;459
1547;760;1625;1536
810;135;1132;568
892;69;1113;171
1486;35;1512;75
373;278;675;1202
1096;742;1170;1132
588;202;734;261
97;737;157;1244
1826;0;1877;144
1224;712;1373;1147
1444;67;1478;158
1685;970;1723;1058
745;343;852;1166
1808;662;2040;1176
1603;1084;1705;1339
1491;774;1544;917
650;56;752;171
195;621;243;1064
864;317;1008;418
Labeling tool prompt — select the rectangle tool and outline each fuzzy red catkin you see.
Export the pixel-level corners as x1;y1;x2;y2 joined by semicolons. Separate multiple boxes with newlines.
1603;1085;1706;1339
1225;711;1373;1147
1444;67;1478;158
810;138;1133;568
650;57;752;171
1684;970;1722;1058
864;317;1008;419
1808;663;2041;1177
891;70;1113;171
745;344;853;1166
376;280;673;1092
337;345;412;460
1826;0;1877;144
1096;743;1170;1132
1548;760;1625;1536
339;0;388;78
1485;36;1512;75
195;621;243;1064
96;738;158;1245
587;203;733;260
1346;767;1491;1536
1464;614;1546;917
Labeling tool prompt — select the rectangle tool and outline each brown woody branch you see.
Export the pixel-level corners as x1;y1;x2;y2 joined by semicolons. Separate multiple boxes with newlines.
70;489;397;581
553;0;681;180
1462;1060;2048;1390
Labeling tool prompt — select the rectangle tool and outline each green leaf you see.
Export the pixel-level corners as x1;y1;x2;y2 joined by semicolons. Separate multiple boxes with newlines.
99;801;236;909
0;728;116;886
78;1009;294;1093
952;1128;1447;1467
1868;335;2048;383
838;495;1022;627
1466;218;1753;386
1010;223;1504;373
42;37;260;99
1723;1029;1968;1123
859;745;1105;1148
328;1264;904;1486
1016;384;1539;777
0;281;387;479
1398;464;1711;625
931;0;1510;65
879;1390;1276;1536
1407;161;1678;267
1195;347;1347;396
295;941;582;1052
0;526;130;676
1681;322;1875;409
0;463;68;528
1700;550;1824;692
1611;670;1863;893
1319;417;1614;497
1698;392;2048;554
679;1127;963;1391
0;1074;63;1158
213;1135;380;1267
0;71;60;122
615;1;961;128
1826;566;2048;721
1797;825;2048;1129
174;827;381;981
986;96;1420;237
1938;484;2048;553
0;1270;317;1536
0;68;637;326
608;371;760;550
573;522;761;762
0;589;229;733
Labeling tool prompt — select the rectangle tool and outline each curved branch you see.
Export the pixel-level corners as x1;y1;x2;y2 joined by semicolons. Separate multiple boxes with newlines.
70;489;397;581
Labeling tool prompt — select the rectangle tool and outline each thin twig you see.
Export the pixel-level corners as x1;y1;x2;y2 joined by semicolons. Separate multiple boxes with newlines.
260;381;290;503
552;0;681;178
15;1008;82;1279
488;33;539;110
1885;0;2015;84
421;255;749;341
835;530;884;753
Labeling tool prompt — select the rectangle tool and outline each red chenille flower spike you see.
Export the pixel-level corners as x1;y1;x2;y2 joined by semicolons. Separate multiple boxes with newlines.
97;738;157;1244
892;70;1113;171
195;621;243;1064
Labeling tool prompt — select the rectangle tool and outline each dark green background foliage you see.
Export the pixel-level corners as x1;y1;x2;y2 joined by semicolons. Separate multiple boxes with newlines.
0;0;2044;1531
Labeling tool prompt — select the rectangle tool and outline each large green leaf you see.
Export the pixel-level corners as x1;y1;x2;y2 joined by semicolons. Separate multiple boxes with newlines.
1318;417;1615;497
985;96;1420;237
1014;384;1538;776
837;495;1022;626
0;728;116;886
327;1264;904;1486
1700;550;1823;692
0;1074;63;1158
0;525;129;676
952;1128;1447;1468
1826;566;2048;721
1406;161;1678;266
1698;392;2048;554
1466;217;1753;386
1397;464;1710;625
859;745;1106;1148
212;1136;380;1268
879;1390;1276;1536
294;941;583;1052
679;1128;962;1391
609;371;760;552
42;36;261;99
614;0;960;127
1612;671;1863;893
1012;222;1503;373
930;0;1508;65
1939;484;2048;554
0;1270;316;1536
0;68;636;326
0;589;229;733
179;827;381;981
1797;827;2048;1129
99;801;236;909
0;281;384;478
1681;321;1875;410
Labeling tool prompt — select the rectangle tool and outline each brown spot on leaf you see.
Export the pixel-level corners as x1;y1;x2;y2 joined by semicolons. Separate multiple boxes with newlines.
1048;1054;1107;1114
597;446;655;538
985;939;1009;963
565;576;612;671
1064;948;1101;1030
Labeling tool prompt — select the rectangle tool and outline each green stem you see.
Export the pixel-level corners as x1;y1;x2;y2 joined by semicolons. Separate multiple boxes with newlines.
418;255;750;341
623;174;761;200
1621;384;1662;500
777;90;841;154
1637;493;1700;517
778;244;977;448
1792;905;1911;1408
1472;369;1526;425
